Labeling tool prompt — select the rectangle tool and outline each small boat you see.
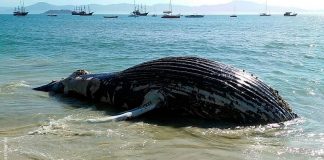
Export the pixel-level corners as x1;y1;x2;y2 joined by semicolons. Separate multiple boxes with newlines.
104;16;118;18
47;14;58;16
284;12;297;16
13;0;28;16
161;0;180;18
185;14;204;18
230;15;237;17
162;14;180;18
152;14;157;17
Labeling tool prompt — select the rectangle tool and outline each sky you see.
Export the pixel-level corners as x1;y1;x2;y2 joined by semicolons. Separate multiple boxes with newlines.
2;0;324;10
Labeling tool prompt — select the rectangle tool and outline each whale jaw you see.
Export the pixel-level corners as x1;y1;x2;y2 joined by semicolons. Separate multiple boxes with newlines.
33;81;64;93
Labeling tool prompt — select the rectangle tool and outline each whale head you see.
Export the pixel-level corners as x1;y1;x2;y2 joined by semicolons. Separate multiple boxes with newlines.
33;70;90;93
33;80;64;93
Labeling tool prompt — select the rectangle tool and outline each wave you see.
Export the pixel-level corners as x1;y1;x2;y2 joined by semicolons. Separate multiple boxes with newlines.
183;117;305;139
28;115;107;136
0;81;31;94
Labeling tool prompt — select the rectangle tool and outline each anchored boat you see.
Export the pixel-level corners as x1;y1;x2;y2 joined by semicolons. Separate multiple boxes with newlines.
260;0;271;16
284;12;297;16
161;0;180;18
72;5;93;16
185;14;204;18
129;0;148;17
104;16;118;18
13;0;28;16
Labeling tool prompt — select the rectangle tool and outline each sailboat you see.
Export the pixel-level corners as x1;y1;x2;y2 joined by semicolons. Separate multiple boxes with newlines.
129;0;139;17
129;0;148;17
79;5;94;16
260;0;271;16
72;5;94;16
133;4;149;16
72;6;81;15
230;0;237;17
162;0;180;18
13;0;28;16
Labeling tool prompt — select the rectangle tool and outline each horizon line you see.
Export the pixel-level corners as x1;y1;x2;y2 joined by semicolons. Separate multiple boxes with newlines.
2;1;324;13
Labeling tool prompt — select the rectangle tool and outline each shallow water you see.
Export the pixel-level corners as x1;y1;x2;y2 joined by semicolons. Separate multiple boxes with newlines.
0;14;323;160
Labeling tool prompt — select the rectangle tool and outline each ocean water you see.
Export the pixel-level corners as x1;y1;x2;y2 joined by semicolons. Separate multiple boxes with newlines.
0;14;323;160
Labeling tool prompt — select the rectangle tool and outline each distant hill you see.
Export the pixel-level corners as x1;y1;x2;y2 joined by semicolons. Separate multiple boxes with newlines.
170;1;305;14
0;1;307;14
43;9;72;15
0;2;73;14
26;2;74;14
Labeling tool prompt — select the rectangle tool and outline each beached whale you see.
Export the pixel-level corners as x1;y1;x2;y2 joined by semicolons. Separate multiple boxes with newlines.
34;57;297;124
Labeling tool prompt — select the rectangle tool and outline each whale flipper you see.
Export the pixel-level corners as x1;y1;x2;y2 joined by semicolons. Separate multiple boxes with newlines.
87;90;165;123
87;101;159;122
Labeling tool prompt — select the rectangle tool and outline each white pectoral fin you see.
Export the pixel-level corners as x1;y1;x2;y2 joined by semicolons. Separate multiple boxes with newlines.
87;101;158;123
87;90;165;123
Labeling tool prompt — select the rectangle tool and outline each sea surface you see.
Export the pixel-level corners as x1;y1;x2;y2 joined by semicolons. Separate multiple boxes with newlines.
0;14;323;160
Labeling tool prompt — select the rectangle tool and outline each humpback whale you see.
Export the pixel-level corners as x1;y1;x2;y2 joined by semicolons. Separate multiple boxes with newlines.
34;57;297;124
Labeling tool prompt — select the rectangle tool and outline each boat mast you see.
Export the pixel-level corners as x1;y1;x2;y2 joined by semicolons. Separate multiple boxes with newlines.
169;0;172;13
22;0;25;12
233;0;236;15
265;0;268;14
19;0;21;12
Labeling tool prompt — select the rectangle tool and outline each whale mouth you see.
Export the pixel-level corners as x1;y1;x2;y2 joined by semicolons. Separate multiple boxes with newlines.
33;81;63;92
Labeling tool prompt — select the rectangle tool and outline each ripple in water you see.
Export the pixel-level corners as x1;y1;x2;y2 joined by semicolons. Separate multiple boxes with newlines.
0;81;30;95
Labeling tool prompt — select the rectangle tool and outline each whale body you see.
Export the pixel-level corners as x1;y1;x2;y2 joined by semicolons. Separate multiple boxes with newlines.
34;57;298;124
